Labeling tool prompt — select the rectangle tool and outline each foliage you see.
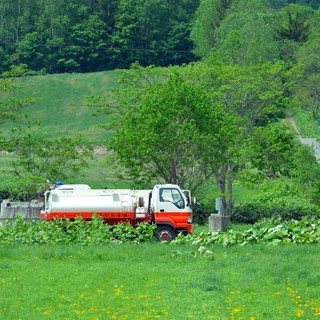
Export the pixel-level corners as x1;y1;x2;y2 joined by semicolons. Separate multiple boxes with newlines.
191;0;233;58
104;64;239;193
276;4;313;44
296;8;320;75
290;144;320;204
251;178;320;209
0;215;157;247
1;0;320;74
60;15;110;72
0;0;199;73
235;141;320;218
191;203;212;225
189;59;302;215
268;1;320;10
291;106;320;138
200;58;302;127
247;122;299;178
8;135;93;200
173;216;320;247
0;65;35;139
231;203;318;224
212;0;280;65
275;3;314;63
91;59;303;215
112;0;198;68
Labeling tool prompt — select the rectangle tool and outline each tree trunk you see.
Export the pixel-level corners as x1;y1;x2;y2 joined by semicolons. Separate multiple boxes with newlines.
226;163;233;217
217;163;233;217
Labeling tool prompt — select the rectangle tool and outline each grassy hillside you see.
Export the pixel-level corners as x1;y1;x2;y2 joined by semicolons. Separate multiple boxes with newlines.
1;71;129;190
18;70;120;142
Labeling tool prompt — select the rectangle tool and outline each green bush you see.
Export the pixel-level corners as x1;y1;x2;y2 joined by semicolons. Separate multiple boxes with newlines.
192;203;212;225
231;204;319;224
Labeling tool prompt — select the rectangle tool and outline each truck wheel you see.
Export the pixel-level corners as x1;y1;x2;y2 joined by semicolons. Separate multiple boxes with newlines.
156;225;176;242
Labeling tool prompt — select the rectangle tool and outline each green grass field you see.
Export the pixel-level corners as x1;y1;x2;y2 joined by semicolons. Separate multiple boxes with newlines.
0;71;145;190
17;71;120;142
1;242;320;319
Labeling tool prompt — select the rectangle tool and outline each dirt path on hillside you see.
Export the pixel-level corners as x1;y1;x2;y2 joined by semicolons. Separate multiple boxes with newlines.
285;115;320;160
285;116;301;137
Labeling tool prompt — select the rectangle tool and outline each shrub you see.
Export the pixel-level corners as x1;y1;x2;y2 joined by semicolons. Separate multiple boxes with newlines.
231;204;319;224
192;203;212;225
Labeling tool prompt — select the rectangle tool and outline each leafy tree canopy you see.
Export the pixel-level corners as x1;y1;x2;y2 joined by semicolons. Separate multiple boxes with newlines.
213;0;280;65
91;64;240;194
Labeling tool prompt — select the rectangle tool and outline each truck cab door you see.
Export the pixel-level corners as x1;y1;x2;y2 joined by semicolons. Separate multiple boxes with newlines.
153;185;186;213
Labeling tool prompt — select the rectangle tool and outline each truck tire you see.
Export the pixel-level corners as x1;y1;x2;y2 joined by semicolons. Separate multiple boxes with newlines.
156;225;176;242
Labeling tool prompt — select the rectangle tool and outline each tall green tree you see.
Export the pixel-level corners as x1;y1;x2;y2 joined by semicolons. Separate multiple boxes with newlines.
275;4;314;62
191;0;233;58
188;59;301;215
296;7;320;75
60;15;110;72
248;122;298;179
91;64;240;196
12;32;46;71
213;0;280;65
295;7;320;119
111;0;198;68
199;58;300;126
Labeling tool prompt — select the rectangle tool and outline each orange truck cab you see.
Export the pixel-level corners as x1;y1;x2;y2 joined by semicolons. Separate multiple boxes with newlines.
150;184;193;241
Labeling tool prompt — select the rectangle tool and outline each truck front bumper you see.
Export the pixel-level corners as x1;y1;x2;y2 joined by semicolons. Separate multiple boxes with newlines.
186;223;194;234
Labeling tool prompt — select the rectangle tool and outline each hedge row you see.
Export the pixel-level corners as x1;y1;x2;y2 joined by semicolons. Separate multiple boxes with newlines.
231;204;319;224
192;203;319;225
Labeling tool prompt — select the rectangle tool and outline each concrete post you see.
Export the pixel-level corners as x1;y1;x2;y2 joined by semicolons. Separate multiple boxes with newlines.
208;214;230;232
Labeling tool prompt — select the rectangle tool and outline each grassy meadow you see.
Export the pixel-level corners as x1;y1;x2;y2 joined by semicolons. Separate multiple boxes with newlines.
1;243;320;319
18;71;120;141
1;71;124;189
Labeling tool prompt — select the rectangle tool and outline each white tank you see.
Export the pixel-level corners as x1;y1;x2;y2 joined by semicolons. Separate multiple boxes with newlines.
45;187;151;214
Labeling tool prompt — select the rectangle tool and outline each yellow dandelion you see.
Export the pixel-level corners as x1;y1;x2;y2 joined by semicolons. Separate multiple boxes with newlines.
295;309;304;317
287;286;295;295
312;306;320;316
114;287;122;295
232;307;241;314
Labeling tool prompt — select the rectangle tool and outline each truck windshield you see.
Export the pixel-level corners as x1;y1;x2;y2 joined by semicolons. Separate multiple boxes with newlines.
159;188;185;209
